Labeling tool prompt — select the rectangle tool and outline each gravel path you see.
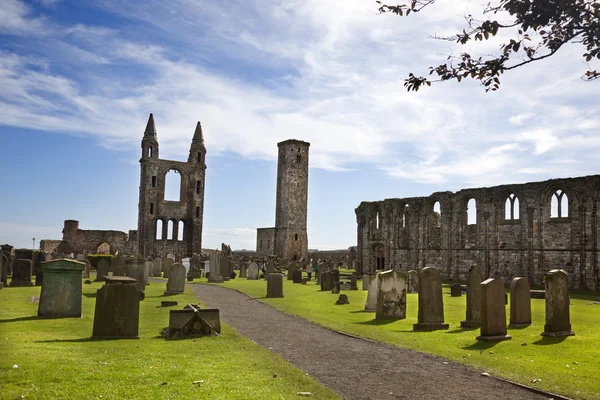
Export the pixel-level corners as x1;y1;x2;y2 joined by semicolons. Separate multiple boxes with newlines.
188;284;551;400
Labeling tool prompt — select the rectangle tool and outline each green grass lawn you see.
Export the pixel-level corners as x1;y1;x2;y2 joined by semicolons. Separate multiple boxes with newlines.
204;276;600;400
0;275;340;400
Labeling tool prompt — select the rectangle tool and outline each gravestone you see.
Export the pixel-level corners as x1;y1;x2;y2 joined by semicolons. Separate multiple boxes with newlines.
376;270;407;320
364;273;381;311
208;253;223;282
541;269;575;337
96;259;110;282
240;263;247;278
34;252;46;286
332;281;340;294
38;259;84;318
220;257;232;279
461;265;483;328
247;262;259;280
163;257;174;279
153;258;163;277
293;268;302;284
125;258;142;279
407;270;418;294
0;253;5;286
266;273;284;298
321;271;334;291
92;277;143;339
336;294;350;305
165;263;186;295
167;253;176;261
10;259;33;287
188;254;202;279
414;267;448;331
332;269;340;283
288;262;299;281
112;254;125;277
76;254;85;262
350;275;358;290
140;261;152;286
509;277;531;327
266;261;275;275
476;278;511;341
362;274;370;291
82;260;91;279
450;283;462;297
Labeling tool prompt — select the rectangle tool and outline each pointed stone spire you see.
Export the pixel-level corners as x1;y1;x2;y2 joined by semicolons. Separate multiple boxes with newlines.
192;121;204;147
144;113;157;137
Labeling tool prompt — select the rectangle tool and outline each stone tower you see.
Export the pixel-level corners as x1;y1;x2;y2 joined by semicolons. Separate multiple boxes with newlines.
137;113;206;258
256;140;310;260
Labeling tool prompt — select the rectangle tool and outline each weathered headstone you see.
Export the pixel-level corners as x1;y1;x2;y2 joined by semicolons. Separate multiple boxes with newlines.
414;267;448;331
266;273;284;298
0;253;5;286
350;275;358;290
461;265;483;328
82;260;91;279
336;294;350;305
167;253;176;261
332;281;340;294
76;254;85;262
163;257;174;279
332;269;340;283
476;278;511;341
140;261;152;286
247;262;259;280
362;274;370;291
376;270;407;320
188;254;202;279
288;262;299;281
38;259;84;318
96;259;110;282
111;254;125;277
10;259;33;287
34;252;46;286
321;271;334;291
450;283;462;297
266;260;275;275
208;253;223;282
407;270;418;293
92;277;143;339
509;277;531;327
165;263;186;295
541;269;575;337
153;257;163;277
364;273;381;311
125;258;142;279
220;256;232;279
293;268;302;284
240;263;247;278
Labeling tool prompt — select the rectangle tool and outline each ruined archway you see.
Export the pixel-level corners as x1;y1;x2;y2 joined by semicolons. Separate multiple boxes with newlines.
96;242;110;254
373;244;385;271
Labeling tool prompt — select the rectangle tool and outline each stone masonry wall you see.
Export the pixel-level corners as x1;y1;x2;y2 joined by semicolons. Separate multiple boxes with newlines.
355;175;600;289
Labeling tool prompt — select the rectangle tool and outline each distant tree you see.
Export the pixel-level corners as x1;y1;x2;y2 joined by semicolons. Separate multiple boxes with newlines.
377;0;600;91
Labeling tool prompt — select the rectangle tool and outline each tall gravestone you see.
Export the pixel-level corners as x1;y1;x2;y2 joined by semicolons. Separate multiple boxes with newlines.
293;268;302;284
450;284;462;297
247;262;259;280
476;278;511;341
208;253;223;282
240;263;247;278
376;270;407;320
82;260;91;279
125;258;142;279
163;257;174;279
414;267;448;331
266;273;284;298
288;262;298;281
153;257;163;277
38;259;84;318
509;277;531;327
165;263;186;295
10;259;33;287
96;259;110;282
34;252;46;286
266;260;275;276
541;269;575;337
140;261;152;286
362;274;369;291
321;271;334;291
364;273;381;311
461;265;483;328
112;254;125;277
350;275;358;290
92;278;142;339
407;270;418;294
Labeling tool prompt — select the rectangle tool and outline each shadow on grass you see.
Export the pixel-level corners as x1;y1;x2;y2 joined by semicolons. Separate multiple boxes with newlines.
355;319;400;326
532;336;569;346
0;315;39;324
82;292;97;298
350;310;375;314
35;337;138;343
445;327;478;334
462;341;500;351
507;325;531;330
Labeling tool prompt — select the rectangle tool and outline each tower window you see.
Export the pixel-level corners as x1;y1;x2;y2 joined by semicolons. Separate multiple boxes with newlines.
148;146;153;158
197;152;201;162
152;176;156;187
196;180;201;194
260;240;263;249
296;154;301;163
150;202;154;214
196;207;200;218
295;234;298;241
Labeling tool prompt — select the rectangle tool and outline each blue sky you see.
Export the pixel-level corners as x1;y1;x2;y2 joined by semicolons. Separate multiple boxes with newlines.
0;0;599;251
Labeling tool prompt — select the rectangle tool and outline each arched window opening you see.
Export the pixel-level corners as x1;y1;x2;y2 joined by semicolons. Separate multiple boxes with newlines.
178;221;184;241
467;199;476;225
152;176;156;187
196;206;200;218
165;169;182;202
167;220;174;240
433;201;441;228
376;211;380;230
150;202;154;214
505;194;519;220
551;190;568;218
197;152;201;162
148;146;153;158
156;220;163;240
260;240;263;249
295;233;298;241
402;214;406;228
296;154;301;164
196;180;201;194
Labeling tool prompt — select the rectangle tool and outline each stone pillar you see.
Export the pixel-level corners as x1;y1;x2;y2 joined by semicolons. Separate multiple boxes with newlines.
541;269;575;337
267;273;284;298
38;259;84;318
10;259;33;287
476;278;511;341
461;265;483;328
509;277;531;327
375;270;407;320
414;267;449;331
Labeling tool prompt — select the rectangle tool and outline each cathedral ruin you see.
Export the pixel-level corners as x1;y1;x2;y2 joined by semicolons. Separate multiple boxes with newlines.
355;175;600;290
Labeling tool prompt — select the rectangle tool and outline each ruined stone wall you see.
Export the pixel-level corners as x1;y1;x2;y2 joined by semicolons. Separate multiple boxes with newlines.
39;240;61;255
355;175;600;289
56;220;133;255
256;228;276;256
